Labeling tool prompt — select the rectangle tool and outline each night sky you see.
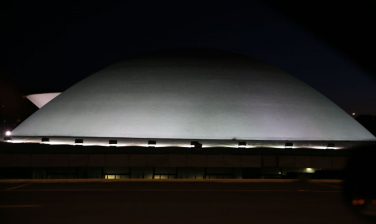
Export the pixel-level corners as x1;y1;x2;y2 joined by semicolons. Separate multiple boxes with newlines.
1;0;375;133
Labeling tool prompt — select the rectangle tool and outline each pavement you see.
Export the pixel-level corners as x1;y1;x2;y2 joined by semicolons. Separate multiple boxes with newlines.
0;179;368;224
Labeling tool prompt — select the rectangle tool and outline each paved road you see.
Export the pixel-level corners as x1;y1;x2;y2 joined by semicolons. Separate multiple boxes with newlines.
0;180;367;224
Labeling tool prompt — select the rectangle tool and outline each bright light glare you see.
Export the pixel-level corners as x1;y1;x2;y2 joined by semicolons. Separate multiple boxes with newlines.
352;113;355;116
305;168;314;173
310;146;327;149
5;131;11;136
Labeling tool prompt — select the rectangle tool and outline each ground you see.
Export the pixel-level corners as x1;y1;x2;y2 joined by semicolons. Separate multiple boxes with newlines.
0;179;367;224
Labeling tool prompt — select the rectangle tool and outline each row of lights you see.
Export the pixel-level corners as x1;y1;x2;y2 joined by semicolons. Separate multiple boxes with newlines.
42;139;195;148
3;132;335;149
8;136;336;149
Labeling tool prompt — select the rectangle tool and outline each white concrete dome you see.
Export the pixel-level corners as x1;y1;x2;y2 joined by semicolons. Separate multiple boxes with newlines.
12;49;375;141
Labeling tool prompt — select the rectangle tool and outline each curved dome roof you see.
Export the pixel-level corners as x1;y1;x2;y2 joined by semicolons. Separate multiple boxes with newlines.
12;49;375;141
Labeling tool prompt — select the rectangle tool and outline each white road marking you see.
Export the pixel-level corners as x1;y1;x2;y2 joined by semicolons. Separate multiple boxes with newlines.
5;183;31;191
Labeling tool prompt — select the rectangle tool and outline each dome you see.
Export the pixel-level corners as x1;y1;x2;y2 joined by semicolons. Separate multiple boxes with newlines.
11;49;375;141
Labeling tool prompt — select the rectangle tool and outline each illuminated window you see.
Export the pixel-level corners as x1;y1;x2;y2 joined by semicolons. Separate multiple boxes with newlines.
106;175;116;179
105;175;130;179
153;168;177;179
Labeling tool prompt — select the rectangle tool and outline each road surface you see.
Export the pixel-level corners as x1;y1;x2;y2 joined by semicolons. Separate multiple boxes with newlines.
0;179;367;224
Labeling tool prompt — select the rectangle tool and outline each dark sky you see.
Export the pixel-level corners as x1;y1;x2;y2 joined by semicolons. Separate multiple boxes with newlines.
1;0;375;132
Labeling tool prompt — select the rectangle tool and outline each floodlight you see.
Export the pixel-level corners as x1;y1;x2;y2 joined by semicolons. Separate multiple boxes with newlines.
285;142;293;149
148;140;156;147
238;142;246;148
